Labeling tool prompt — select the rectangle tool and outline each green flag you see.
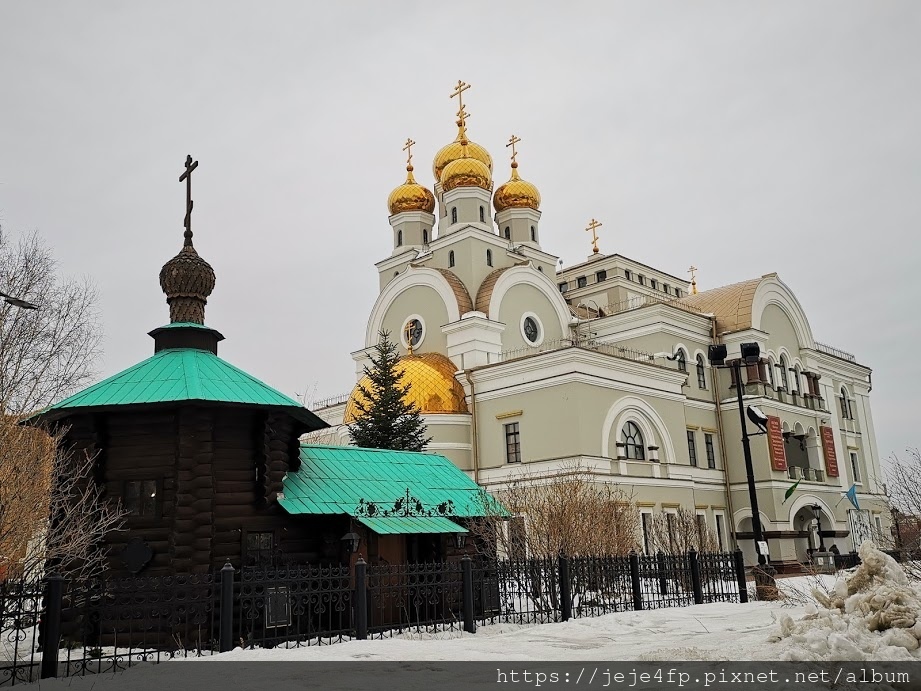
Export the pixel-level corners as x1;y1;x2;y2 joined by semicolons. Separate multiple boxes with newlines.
783;478;801;504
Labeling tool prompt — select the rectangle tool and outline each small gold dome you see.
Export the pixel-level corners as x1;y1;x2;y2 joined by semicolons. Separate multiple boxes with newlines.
441;155;492;192
493;163;541;212
433;124;493;182
387;166;436;215
343;352;468;423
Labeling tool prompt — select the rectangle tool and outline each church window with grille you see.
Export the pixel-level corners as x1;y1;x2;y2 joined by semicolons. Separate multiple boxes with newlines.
676;349;687;373
696;354;707;388
479;206;485;222
451;207;457;224
504;227;510;240
422;229;428;244
687;430;698;467
448;250;455;267
705;433;716;468
622;421;645;460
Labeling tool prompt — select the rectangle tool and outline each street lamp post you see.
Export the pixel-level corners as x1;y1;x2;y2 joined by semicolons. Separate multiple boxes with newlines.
708;343;776;578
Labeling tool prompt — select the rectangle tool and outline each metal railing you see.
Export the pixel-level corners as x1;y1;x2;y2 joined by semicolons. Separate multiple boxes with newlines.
587;295;704;319
815;342;857;363
1;550;746;685
498;338;656;365
310;393;351;410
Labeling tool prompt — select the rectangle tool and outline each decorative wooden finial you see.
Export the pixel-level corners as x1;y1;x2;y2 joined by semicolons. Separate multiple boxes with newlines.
402;138;415;168
506;134;521;166
179;154;199;245
688;265;698;295
585;218;603;254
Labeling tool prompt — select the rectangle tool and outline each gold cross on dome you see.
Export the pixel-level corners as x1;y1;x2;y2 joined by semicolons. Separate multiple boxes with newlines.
403;138;415;167
450;80;471;128
404;320;415;355
688;265;698;294
585;218;602;254
506;134;521;165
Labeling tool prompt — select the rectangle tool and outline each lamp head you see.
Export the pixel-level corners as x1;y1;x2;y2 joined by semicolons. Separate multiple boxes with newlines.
708;344;727;366
740;342;761;364
341;531;361;554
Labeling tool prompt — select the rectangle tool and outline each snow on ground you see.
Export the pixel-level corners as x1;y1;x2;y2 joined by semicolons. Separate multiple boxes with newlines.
23;544;921;689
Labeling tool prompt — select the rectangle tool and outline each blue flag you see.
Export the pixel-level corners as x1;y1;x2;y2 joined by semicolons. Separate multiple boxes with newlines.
845;484;860;511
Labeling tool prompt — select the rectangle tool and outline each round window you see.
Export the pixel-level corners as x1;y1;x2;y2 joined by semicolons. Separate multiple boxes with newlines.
523;316;540;344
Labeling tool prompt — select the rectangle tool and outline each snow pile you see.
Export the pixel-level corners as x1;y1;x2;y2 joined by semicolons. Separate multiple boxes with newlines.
771;541;921;660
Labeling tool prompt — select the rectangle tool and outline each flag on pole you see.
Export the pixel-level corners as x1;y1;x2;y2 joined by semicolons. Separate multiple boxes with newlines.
783;478;801;504
845;484;860;511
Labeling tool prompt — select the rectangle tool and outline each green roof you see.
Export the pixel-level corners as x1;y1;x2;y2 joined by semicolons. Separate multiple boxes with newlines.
32;347;326;428
356;516;467;535
280;445;499;520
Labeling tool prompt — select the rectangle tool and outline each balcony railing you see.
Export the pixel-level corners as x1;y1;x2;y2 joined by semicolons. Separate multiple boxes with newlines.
787;466;826;483
498;338;656;365
815;341;857;363
311;392;351;409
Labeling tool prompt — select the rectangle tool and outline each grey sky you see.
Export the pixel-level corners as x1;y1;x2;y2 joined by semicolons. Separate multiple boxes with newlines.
1;2;918;461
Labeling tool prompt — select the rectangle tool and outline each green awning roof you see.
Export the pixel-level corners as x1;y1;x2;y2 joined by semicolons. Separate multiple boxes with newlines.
356;516;467;535
29;347;327;429
280;445;502;519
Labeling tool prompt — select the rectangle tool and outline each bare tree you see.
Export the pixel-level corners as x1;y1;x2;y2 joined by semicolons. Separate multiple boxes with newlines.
648;508;719;554
886;448;921;579
467;462;641;558
0;228;101;414
0;416;126;581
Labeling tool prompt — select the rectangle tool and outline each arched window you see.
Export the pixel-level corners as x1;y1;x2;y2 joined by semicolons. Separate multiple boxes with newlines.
396;230;402;247
422;229;429;244
766;358;775;387
448;250;455;267
696;354;707;389
792;365;802;394
451;207;457;224
778;355;789;390
479;206;485;222
486;249;493;267
504;227;511;240
840;387;850;420
622;422;645;460
530;226;536;241
676;349;687;373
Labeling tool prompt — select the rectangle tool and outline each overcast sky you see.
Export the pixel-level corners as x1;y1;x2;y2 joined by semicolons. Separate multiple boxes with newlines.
1;2;918;461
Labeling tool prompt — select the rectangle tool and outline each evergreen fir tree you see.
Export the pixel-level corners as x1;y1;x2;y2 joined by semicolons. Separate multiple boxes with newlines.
348;329;432;451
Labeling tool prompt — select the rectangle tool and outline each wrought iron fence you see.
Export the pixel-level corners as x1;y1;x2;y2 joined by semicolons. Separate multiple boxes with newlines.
1;549;747;685
237;564;352;650
366;561;464;637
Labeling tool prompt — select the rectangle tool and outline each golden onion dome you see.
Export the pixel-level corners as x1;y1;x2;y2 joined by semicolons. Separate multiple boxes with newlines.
387;165;436;215
493;162;541;212
433;123;493;182
441;155;492;193
343;352;468;423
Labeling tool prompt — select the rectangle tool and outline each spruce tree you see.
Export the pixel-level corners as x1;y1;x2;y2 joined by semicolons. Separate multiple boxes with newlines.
348;329;432;452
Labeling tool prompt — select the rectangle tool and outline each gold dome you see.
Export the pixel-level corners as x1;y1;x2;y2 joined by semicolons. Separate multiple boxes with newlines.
387;165;436;215
343;352;468;423
441;155;492;192
493;163;541;212
433;124;493;182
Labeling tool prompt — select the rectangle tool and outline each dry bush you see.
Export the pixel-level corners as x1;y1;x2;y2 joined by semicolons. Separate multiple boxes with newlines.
467;462;641;558
0;416;125;581
649;508;719;554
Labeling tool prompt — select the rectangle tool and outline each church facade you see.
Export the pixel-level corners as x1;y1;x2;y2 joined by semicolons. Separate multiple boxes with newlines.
313;83;890;570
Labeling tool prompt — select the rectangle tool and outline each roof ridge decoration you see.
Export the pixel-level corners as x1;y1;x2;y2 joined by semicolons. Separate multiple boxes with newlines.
159;154;215;325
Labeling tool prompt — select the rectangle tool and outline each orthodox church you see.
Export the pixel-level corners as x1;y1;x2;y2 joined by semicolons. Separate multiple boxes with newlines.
313;82;890;570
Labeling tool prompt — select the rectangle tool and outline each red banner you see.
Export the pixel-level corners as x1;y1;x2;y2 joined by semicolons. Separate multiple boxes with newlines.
767;415;787;471
821;426;839;477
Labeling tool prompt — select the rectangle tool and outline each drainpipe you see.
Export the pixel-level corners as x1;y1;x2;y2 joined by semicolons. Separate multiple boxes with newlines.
710;319;738;549
464;368;480;485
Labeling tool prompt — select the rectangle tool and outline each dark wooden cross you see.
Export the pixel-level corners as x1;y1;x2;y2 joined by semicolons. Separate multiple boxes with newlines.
179;154;199;241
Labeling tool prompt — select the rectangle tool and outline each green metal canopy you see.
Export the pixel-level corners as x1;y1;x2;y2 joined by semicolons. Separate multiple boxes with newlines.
356;516;467;535
30;346;326;428
280;445;500;533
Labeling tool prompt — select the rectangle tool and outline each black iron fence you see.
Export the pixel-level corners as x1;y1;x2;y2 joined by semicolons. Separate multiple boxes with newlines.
1;549;746;685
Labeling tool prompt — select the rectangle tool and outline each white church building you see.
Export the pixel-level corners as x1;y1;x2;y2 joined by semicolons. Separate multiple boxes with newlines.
312;83;889;570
